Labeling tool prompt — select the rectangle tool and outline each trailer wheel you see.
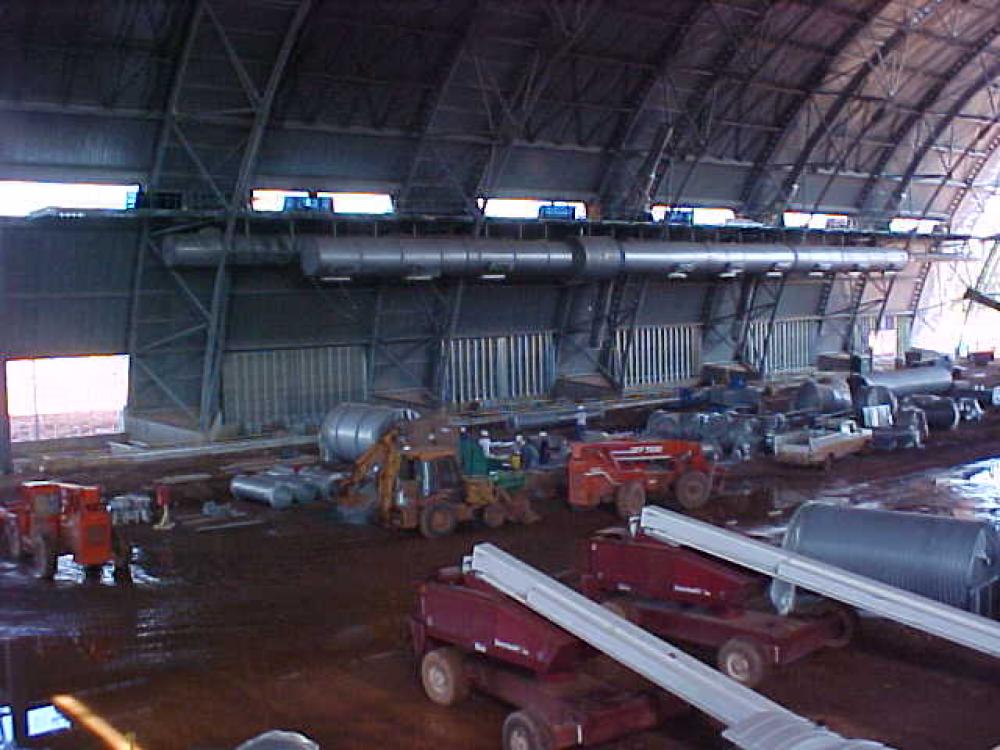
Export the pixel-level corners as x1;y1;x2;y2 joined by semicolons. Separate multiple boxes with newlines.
675;471;712;510
482;503;506;529
614;482;646;520
824;603;858;649
420;647;469;706
3;521;22;560
30;535;58;580
419;503;457;539
717;637;770;687
502;710;553;750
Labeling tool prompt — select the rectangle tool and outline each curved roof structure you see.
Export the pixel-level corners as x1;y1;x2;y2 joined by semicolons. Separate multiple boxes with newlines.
2;0;999;226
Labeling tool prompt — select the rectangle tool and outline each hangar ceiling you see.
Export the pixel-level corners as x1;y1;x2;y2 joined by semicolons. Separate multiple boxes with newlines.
1;0;999;226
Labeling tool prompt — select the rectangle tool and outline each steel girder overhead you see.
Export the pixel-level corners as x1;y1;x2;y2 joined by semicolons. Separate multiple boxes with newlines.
1;1;998;223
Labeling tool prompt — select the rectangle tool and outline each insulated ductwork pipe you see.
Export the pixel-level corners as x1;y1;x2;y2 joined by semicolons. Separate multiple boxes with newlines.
300;237;575;278
161;229;296;267
850;365;953;398
297;236;909;278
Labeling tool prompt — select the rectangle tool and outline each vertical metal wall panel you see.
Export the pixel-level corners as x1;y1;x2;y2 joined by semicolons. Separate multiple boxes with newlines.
222;345;366;433
617;323;701;389
444;332;555;404
746;318;817;374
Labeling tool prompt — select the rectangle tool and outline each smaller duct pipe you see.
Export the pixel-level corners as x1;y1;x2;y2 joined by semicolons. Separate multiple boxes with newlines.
230;475;294;510
903;395;960;431
297;466;346;499
161;229;296;267
262;468;320;503
849;365;953;398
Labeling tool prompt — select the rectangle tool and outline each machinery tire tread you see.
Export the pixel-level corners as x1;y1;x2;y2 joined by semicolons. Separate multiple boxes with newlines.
419;647;469;706
502;710;553;750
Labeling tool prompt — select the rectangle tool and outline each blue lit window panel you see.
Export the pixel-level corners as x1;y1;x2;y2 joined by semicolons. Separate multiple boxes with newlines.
0;704;13;742
26;704;71;737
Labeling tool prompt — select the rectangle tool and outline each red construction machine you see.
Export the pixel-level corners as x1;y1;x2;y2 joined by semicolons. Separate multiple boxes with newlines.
566;439;719;518
410;566;687;750
1;481;125;580
578;527;855;687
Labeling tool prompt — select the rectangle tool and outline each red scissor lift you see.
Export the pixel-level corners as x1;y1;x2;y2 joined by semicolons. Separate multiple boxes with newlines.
410;566;688;750
578;527;855;686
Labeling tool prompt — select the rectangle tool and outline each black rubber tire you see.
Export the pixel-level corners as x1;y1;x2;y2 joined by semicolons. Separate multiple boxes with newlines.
717;637;770;688
31;535;58;580
3;521;22;560
419;647;469;706
419;503;458;539
614;481;646;520
482;503;506;529
502;710;553;750
675;470;712;510
825;603;858;649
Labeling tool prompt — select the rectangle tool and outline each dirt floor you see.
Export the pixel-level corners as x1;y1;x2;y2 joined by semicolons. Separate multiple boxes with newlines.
1;416;1000;749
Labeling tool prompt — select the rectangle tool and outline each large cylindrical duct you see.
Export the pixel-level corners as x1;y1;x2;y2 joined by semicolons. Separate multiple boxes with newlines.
903;394;960;431
230;475;295;510
318;403;420;464
300;237;575;278
771;503;1000;617
793;378;853;413
296;236;909;279
161;229;296;267
849;365;953;398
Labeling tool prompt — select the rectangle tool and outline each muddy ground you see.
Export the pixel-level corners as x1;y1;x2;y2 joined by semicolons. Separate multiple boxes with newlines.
1;417;999;749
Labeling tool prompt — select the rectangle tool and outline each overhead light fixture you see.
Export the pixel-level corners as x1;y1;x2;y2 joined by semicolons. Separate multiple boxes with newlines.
765;270;783;278
668;271;688;279
808;270;825;278
847;270;863;277
719;270;739;279
321;275;352;282
404;274;435;282
480;273;507;281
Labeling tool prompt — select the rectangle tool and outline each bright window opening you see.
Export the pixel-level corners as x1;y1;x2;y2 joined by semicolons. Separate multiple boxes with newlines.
650;205;736;226
783;211;853;230
479;198;586;220
6;355;129;442
251;189;393;214
890;217;941;234
26;704;71;738
0;181;138;217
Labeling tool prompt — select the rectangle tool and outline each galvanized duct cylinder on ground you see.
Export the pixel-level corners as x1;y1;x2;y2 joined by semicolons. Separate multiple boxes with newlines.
793;378;853;413
230;475;294;510
318;403;420;463
300;237;575;278
903;395;960;431
772;503;1000;617
161;229;296;267
262;469;320;503
849;365;953;398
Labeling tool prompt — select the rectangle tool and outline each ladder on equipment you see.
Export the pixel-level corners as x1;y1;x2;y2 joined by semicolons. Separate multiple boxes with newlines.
464;543;893;750
638;506;1000;659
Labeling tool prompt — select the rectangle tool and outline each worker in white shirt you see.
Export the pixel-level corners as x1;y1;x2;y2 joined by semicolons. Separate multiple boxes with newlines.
574;404;588;440
478;429;493;458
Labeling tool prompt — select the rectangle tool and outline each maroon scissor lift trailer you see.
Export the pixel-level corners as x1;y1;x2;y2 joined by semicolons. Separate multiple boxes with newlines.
410;566;688;750
578;527;855;687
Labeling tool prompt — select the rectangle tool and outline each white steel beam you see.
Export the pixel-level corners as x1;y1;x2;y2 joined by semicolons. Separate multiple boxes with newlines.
464;543;891;750
639;506;1000;659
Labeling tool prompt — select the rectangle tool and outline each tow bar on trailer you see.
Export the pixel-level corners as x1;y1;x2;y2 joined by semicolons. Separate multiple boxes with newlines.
464;543;892;750
638;506;1000;659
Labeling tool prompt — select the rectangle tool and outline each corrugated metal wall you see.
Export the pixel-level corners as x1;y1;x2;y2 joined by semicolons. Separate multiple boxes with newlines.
616;323;701;389
221;345;366;433
745;317;816;374
444;332;555;403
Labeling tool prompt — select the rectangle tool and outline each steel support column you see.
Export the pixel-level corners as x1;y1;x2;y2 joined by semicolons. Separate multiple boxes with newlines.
198;0;314;431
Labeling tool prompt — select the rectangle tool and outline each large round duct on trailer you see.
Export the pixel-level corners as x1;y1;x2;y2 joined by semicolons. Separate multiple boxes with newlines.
299;236;575;279
793;378;853;413
771;503;1000;617
903;394;960;431
318;403;420;464
161;229;296;267
849;365;953;398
